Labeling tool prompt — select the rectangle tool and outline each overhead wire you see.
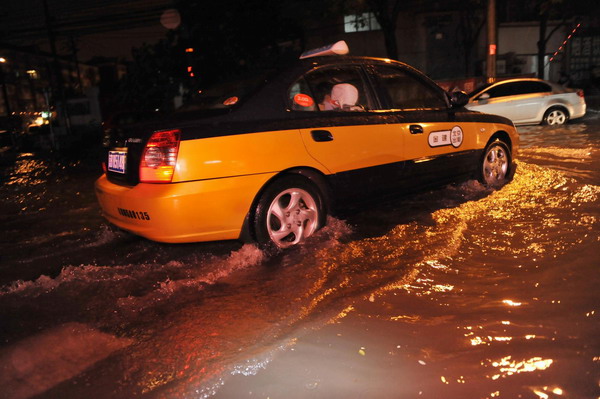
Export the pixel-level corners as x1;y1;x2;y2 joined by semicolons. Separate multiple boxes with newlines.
1;0;173;41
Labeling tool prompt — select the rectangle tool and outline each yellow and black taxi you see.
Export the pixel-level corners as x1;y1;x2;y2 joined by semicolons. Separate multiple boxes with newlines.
95;43;519;248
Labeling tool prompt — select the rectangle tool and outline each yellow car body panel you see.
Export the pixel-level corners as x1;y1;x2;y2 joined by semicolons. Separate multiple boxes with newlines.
95;172;277;243
299;124;404;173
173;129;328;182
95;129;331;243
300;121;518;173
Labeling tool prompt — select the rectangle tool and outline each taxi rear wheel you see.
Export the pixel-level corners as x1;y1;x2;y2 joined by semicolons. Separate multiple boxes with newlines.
253;176;325;249
480;140;512;187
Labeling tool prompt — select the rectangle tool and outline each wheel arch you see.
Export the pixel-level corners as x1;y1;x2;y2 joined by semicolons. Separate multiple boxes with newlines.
543;105;570;124
238;166;331;243
487;130;513;152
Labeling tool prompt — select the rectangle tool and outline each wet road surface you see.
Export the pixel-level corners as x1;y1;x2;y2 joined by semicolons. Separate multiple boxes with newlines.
0;112;599;398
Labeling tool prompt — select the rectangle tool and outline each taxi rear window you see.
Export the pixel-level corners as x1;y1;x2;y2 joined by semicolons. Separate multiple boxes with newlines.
289;66;371;112
181;72;272;111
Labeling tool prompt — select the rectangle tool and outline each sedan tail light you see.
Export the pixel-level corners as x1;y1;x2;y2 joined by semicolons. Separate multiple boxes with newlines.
140;129;180;183
577;89;585;98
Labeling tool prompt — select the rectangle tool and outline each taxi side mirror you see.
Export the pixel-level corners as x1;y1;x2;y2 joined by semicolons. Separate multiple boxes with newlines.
449;91;469;108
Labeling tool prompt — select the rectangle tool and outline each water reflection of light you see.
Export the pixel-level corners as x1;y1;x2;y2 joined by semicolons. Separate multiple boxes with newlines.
441;375;466;385
390;315;421;323
329;305;354;323
423;260;450;270
502;299;522;307
470;336;513;346
488;355;553;380
6;158;49;186
571;184;600;203
531;386;565;398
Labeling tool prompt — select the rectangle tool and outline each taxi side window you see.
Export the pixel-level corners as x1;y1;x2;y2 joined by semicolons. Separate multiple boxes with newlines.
288;66;370;112
289;79;317;111
374;66;446;110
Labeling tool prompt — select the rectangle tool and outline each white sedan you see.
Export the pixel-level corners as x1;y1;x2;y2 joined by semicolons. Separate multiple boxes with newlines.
465;78;586;126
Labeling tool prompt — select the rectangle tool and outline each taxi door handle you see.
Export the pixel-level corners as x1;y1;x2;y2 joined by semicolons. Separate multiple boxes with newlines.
311;130;334;142
409;125;423;134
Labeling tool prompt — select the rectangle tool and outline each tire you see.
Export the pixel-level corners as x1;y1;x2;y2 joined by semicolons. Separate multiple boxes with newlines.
542;107;569;125
253;176;326;249
480;140;512;187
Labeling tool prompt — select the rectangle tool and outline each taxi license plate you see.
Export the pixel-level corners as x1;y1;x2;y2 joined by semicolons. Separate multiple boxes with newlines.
108;150;127;174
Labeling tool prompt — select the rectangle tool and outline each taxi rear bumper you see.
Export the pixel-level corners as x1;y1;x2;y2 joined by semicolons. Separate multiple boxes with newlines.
94;173;274;243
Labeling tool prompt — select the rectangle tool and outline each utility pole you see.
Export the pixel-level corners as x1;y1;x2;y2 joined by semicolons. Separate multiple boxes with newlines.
43;0;71;143
0;57;11;116
486;0;497;83
70;36;83;93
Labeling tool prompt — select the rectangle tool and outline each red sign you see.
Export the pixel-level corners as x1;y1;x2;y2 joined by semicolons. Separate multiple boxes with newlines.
294;93;315;108
489;44;497;55
223;96;239;106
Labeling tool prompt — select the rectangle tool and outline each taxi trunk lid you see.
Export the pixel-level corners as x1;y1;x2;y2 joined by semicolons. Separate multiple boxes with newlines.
105;129;149;186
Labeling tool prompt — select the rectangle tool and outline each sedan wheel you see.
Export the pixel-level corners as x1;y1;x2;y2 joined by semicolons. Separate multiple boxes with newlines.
254;176;324;248
543;108;568;125
481;141;511;187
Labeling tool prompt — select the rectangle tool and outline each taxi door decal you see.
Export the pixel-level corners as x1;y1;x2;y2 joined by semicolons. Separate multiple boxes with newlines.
428;126;464;148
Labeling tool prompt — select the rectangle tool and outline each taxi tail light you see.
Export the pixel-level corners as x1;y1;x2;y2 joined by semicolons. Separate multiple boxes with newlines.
140;129;181;183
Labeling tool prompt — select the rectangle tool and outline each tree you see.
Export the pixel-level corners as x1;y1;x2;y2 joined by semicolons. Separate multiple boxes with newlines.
116;34;185;112
117;0;306;111
456;0;487;77
333;0;404;60
173;0;303;83
534;0;569;79
365;0;404;60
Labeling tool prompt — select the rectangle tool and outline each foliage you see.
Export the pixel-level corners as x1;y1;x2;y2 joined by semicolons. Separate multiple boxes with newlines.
116;33;185;112
174;0;303;83
329;0;404;59
116;0;306;112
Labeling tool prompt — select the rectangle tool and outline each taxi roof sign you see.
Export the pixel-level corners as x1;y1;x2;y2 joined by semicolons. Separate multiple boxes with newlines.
299;40;349;59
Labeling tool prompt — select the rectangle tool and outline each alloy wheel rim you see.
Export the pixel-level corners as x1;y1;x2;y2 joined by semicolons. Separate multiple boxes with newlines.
267;188;319;248
547;110;566;125
483;144;508;186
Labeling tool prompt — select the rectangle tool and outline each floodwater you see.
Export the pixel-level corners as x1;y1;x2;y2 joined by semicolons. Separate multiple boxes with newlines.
0;111;599;399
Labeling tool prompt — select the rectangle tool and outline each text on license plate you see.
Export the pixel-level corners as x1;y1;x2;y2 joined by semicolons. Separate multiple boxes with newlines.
108;151;127;174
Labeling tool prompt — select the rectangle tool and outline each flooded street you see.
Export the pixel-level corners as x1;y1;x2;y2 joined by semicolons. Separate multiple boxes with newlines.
1;111;599;398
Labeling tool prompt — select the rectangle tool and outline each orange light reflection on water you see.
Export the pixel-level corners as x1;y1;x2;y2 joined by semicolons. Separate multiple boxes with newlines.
487;355;553;380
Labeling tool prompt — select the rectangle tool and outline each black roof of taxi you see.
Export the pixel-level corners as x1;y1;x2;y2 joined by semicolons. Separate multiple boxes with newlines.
120;55;481;142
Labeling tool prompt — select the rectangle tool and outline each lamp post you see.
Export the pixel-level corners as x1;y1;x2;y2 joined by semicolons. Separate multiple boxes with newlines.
0;57;12;116
486;0;497;83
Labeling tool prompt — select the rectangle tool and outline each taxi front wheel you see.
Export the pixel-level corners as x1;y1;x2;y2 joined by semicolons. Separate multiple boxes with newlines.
253;176;325;249
480;140;512;187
